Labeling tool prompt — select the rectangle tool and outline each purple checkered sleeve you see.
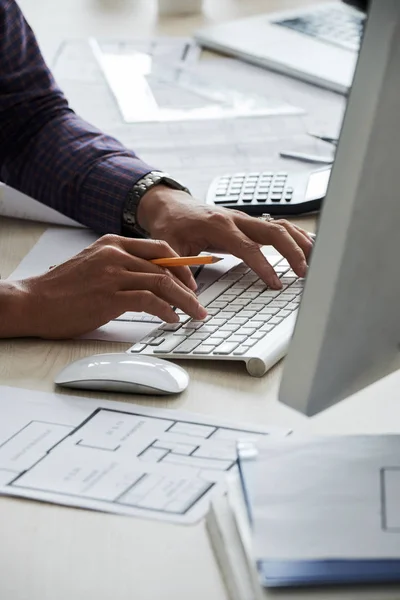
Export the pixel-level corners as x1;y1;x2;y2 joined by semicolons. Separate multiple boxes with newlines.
0;0;155;234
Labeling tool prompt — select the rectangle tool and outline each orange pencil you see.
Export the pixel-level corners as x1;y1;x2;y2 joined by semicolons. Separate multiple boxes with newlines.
150;255;223;267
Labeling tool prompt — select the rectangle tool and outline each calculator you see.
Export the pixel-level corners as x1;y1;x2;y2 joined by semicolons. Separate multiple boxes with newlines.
206;167;331;217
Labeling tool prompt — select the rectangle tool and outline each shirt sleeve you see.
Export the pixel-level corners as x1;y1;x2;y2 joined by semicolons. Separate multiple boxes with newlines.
0;0;155;235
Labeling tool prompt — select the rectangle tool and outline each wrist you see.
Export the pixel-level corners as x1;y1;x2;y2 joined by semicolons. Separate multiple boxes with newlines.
0;281;32;338
137;185;194;236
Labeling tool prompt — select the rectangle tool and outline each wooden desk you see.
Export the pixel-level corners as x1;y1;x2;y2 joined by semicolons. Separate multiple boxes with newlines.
4;1;399;599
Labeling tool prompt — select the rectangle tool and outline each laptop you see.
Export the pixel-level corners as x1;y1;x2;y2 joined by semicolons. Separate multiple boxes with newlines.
195;1;366;94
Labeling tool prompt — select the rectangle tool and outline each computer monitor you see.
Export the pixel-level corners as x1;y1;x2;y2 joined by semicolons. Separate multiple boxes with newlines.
279;0;400;416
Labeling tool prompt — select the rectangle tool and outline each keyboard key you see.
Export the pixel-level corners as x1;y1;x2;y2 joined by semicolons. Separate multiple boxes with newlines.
220;324;240;333
207;318;227;327
260;307;279;315
206;308;221;316
193;345;217;355
178;314;191;324
160;323;182;332
280;277;296;286
287;302;299;311
246;303;265;312
153;336;188;353
239;327;256;336
228;334;248;344
207;301;228;309
218;295;236;303
261;323;275;333
218;311;236;320
277;309;291;318
234;298;251;306
252;331;266;340
233;346;249;356
269;317;283;325
208;331;231;342
148;337;166;346
230;317;249;325
191;331;212;341
259;291;281;299
213;342;240;355
257;315;272;323
182;321;205;330
226;305;247;313
272;300;289;309
242;338;258;348
129;343;147;353
140;333;161;344
237;310;257;319
239;291;260;299
280;294;296;302
247;321;264;328
173;339;202;354
198;325;219;335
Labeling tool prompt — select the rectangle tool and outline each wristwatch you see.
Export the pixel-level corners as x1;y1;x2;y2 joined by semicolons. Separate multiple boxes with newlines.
122;171;190;237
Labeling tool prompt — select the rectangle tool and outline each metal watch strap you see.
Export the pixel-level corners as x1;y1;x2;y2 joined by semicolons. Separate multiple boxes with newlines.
122;171;190;237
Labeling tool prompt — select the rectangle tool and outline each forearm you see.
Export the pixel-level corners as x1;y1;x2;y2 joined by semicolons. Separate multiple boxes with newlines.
0;281;30;338
2;111;154;235
0;0;154;235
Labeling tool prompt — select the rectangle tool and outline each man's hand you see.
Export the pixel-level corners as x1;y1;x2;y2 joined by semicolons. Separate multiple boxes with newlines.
8;236;207;339
138;187;314;289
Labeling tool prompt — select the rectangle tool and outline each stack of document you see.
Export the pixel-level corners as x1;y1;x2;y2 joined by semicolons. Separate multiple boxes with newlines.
206;436;400;599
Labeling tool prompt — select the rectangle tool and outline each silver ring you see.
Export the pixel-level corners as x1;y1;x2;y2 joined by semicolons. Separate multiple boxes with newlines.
259;213;274;222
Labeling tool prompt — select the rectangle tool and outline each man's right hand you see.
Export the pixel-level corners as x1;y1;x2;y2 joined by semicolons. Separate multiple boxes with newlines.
11;235;208;339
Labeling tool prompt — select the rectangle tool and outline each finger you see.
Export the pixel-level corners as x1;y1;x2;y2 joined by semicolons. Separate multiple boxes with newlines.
273;219;314;259
288;222;316;243
233;217;308;278
119;237;197;291
108;250;196;296
119;272;207;320
115;290;180;324
208;221;282;288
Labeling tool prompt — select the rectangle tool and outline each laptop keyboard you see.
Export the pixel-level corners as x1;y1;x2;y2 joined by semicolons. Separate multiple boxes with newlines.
275;5;365;53
128;257;304;367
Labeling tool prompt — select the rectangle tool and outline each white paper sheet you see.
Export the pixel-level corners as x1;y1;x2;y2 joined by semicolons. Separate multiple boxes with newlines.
0;183;83;227
239;436;400;561
0;386;289;524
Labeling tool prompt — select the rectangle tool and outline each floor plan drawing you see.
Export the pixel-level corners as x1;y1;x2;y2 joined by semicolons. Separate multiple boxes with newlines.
0;386;287;523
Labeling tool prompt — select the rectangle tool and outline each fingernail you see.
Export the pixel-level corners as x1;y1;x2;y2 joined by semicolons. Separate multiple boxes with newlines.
272;275;282;289
299;260;308;278
197;305;208;319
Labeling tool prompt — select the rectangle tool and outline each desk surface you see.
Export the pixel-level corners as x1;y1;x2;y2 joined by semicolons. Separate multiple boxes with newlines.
2;1;400;599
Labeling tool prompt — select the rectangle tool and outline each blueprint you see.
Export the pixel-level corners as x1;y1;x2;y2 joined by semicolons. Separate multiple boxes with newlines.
0;386;287;524
52;39;346;201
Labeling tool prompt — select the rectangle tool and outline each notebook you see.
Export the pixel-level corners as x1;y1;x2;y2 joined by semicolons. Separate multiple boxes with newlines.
236;435;400;588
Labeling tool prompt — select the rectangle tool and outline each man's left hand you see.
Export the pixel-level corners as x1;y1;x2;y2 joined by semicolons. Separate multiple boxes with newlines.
137;186;314;290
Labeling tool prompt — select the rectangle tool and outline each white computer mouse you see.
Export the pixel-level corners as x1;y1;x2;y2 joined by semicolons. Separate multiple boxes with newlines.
54;353;189;395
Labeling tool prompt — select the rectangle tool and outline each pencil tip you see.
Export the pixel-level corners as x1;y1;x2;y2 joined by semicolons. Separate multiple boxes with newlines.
212;256;224;263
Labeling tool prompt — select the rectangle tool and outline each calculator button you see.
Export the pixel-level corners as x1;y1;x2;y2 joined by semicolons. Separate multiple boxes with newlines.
270;193;283;202
214;197;239;204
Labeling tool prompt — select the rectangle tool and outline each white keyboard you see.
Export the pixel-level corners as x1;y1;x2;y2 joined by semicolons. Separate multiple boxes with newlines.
127;255;304;377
